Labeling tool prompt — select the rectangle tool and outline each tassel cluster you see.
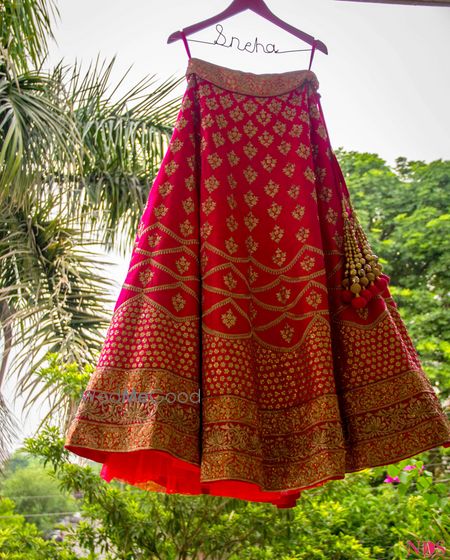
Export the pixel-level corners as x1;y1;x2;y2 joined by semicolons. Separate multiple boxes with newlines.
340;198;390;308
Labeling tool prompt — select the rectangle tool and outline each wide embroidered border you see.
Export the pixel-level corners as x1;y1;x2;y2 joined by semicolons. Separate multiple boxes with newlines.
186;57;320;97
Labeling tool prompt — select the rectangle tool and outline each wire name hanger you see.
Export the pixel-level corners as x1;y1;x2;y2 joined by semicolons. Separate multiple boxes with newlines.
167;0;328;59
186;23;320;55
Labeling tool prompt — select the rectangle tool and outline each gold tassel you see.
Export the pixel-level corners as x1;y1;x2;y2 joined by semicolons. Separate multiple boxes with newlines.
340;197;389;308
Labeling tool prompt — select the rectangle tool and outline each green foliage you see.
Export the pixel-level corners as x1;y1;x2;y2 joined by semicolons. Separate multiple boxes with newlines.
335;150;450;397
0;498;77;560
12;425;448;560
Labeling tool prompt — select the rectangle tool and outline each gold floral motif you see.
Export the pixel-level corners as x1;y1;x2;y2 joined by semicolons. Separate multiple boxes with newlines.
301;255;316;271
243;120;257;138
261;154;277;172
270;225;284;243
138;269;154;285
243;142;258;159
318;186;332;202
180;219;194;237
278;140;291;155
296;227;310;242
292;204;305;220
227;194;237;209
332;232;343;249
221;308;237;328
201;114;214;129
206;97;219;111
245;236;258;254
243;166;258;184
175;256;190;274
317;123;328;140
276;286;291;305
326;207;338;225
223;272;237;290
289;124;303;138
170;138;184;153
185;176;195;191
267;202;282;219
212;132;225;148
256;109;271;126
198;83;211;96
258;131;274;148
172;293;186;312
200;222;213;239
244;212;259;231
306;290;322;308
201;252;208;272
164;160;178;176
225;237;239;254
182;197;195;214
230;106;244;121
147;233;162;247
300;109;310;123
200;137;207;152
216;114;228;129
297;144;310;159
154;204;168;219
288;185;300;199
243;99;258;115
227;175;237;189
207;153;223;170
226;215;238;232
202;197;216;216
244;190;258;208
249;302;257;321
273;120;286;136
174;116;187;130
264;180;279;198
227;151;240;166
248;266;259;284
205;176;219;193
220;94;234;109
158;181;173;197
272;247;287;266
280;324;295;343
304;167;316;183
282;107;296;121
267;99;282;114
283;163;295;178
187;156;195;171
228;127;242;143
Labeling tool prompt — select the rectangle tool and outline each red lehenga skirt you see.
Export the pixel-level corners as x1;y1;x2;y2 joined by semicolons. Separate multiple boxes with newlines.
65;57;450;508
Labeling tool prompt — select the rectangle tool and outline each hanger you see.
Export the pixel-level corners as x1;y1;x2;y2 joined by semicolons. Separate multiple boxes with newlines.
167;0;328;56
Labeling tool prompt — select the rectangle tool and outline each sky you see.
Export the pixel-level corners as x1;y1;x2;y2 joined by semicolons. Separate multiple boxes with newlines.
42;0;450;166
3;0;450;447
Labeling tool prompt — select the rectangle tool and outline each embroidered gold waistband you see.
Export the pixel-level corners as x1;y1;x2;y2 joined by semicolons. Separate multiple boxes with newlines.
186;57;319;97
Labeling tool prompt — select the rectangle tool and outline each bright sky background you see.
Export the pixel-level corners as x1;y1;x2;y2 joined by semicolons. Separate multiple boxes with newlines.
4;0;450;447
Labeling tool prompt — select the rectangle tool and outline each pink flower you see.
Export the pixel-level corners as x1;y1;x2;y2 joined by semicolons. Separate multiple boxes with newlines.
403;465;416;471
384;476;400;484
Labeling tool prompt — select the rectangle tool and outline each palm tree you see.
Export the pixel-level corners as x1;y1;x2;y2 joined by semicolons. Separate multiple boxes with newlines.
0;0;183;462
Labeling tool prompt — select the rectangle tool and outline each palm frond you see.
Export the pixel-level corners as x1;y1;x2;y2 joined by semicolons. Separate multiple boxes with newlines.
0;0;59;72
0;189;116;413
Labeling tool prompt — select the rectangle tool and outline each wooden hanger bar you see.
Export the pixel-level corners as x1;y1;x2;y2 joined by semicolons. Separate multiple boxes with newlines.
168;0;328;55
335;0;450;5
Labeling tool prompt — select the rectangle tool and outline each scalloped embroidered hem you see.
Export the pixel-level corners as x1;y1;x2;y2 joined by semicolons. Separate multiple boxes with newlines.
65;424;450;509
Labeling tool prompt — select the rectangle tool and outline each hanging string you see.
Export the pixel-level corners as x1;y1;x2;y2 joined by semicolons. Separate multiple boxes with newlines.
180;29;192;59
308;39;316;71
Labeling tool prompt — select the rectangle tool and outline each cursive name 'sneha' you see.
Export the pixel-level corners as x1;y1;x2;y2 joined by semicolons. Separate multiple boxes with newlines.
214;24;279;54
